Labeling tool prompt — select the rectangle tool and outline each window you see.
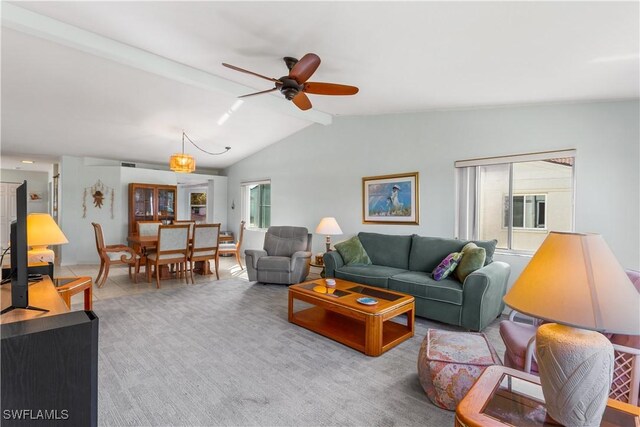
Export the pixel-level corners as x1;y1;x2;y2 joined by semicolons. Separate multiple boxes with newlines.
503;195;546;229
241;180;271;229
456;150;575;253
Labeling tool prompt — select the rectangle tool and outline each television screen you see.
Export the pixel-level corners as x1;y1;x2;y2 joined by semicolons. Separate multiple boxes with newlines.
10;181;28;308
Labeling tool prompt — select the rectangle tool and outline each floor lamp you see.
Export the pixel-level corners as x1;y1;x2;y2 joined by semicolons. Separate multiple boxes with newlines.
503;232;640;426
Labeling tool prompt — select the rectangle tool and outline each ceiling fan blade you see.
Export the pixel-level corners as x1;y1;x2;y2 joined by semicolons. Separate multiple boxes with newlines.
304;82;359;96
222;63;280;83
292;92;312;111
238;88;278;98
289;53;321;84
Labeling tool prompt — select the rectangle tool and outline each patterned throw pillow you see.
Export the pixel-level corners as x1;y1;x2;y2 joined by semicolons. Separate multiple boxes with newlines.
334;236;372;265
454;242;487;283
432;252;463;281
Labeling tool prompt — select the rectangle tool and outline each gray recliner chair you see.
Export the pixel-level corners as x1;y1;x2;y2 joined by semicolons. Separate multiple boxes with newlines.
245;226;312;285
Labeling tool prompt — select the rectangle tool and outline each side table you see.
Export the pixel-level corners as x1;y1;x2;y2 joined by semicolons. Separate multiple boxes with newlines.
309;261;326;278
455;365;640;427
55;276;93;310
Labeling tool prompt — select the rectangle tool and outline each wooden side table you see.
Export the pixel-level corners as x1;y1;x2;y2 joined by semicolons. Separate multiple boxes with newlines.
455;365;640;427
309;261;326;278
54;276;93;310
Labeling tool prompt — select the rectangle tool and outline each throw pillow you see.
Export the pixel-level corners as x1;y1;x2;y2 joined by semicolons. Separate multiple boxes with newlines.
455;242;487;283
334;236;372;265
432;252;463;281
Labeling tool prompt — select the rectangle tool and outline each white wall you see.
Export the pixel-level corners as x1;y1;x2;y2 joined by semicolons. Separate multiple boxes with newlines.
59;156;227;265
0;169;50;214
225;100;640;285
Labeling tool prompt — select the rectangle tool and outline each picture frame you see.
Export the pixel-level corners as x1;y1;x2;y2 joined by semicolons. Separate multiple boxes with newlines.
362;172;419;224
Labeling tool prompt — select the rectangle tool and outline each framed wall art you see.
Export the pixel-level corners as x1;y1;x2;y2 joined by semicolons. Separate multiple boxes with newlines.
362;172;419;224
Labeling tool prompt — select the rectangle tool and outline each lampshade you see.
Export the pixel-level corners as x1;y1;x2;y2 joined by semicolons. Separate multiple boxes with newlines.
26;213;69;247
504;231;640;335
169;153;196;173
315;217;343;235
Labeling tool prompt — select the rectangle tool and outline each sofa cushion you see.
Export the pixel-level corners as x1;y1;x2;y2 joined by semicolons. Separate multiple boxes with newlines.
455;243;486;283
335;265;407;289
358;232;412;269
432;252;463;281
473;239;498;265
409;236;497;272
389;272;463;305
257;256;292;272
334;236;371;265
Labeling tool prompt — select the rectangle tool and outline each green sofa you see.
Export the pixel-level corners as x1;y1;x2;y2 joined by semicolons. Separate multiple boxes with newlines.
323;232;510;331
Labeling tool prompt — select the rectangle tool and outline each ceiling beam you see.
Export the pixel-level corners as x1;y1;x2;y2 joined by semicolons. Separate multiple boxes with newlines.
1;3;332;126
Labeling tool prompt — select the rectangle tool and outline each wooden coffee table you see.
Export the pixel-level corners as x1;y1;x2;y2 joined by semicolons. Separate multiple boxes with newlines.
288;278;415;356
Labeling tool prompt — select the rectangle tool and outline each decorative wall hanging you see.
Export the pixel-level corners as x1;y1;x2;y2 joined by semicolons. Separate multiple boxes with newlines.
362;172;419;225
83;180;115;219
28;191;44;202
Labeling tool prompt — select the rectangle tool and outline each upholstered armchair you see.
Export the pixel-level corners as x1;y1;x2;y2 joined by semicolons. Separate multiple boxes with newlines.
245;226;312;285
499;269;640;405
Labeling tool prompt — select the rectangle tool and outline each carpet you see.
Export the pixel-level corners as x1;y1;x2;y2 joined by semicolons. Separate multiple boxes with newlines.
94;278;505;426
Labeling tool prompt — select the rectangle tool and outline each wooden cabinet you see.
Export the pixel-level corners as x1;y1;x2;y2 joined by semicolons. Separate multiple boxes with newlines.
128;183;177;234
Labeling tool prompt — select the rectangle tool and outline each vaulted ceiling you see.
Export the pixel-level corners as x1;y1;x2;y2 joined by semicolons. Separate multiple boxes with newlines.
2;1;638;170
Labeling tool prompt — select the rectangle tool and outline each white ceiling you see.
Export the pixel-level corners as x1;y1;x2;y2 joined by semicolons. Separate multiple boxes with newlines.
2;1;638;170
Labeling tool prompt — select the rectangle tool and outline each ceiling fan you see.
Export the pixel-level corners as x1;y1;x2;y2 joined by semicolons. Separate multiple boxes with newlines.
222;53;359;111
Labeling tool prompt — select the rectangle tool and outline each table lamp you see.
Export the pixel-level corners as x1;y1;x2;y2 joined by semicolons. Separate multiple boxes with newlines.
503;231;640;427
315;217;343;252
26;213;69;264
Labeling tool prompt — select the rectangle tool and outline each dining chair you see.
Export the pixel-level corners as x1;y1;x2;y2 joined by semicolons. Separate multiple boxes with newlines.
136;220;162;236
188;223;221;282
499;269;640;405
218;220;245;269
145;224;190;288
92;222;140;287
173;220;196;239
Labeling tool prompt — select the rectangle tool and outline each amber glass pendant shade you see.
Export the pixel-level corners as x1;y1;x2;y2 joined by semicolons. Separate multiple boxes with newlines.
169;153;195;173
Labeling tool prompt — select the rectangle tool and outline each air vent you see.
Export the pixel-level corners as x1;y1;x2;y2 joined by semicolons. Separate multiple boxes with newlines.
121;162;136;168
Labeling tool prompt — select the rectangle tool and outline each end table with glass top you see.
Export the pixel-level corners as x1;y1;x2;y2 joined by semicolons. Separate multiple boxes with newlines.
455;365;639;427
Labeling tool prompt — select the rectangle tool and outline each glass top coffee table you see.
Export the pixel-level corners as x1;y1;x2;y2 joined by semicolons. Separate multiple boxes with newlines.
455;365;640;427
288;278;415;356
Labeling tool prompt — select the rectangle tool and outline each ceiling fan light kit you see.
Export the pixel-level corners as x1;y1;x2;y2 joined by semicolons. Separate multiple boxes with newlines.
169;131;230;173
222;53;359;111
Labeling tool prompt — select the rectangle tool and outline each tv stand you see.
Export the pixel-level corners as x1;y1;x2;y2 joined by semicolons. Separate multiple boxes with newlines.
0;304;49;315
1;276;98;426
0;276;66;323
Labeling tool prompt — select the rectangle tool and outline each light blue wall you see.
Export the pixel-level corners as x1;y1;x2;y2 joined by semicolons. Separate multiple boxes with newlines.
225;100;640;282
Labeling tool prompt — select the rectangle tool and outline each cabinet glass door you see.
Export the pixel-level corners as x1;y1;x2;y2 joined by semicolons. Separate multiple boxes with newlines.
133;187;154;222
157;188;176;224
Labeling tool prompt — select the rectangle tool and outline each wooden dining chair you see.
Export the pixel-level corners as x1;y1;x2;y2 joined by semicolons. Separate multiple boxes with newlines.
136;220;162;236
188;223;221;282
145;224;190;288
92;222;140;287
173;220;196;239
218;220;245;269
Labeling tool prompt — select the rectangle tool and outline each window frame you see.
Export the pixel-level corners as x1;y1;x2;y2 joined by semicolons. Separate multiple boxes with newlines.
455;150;576;255
240;179;271;231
